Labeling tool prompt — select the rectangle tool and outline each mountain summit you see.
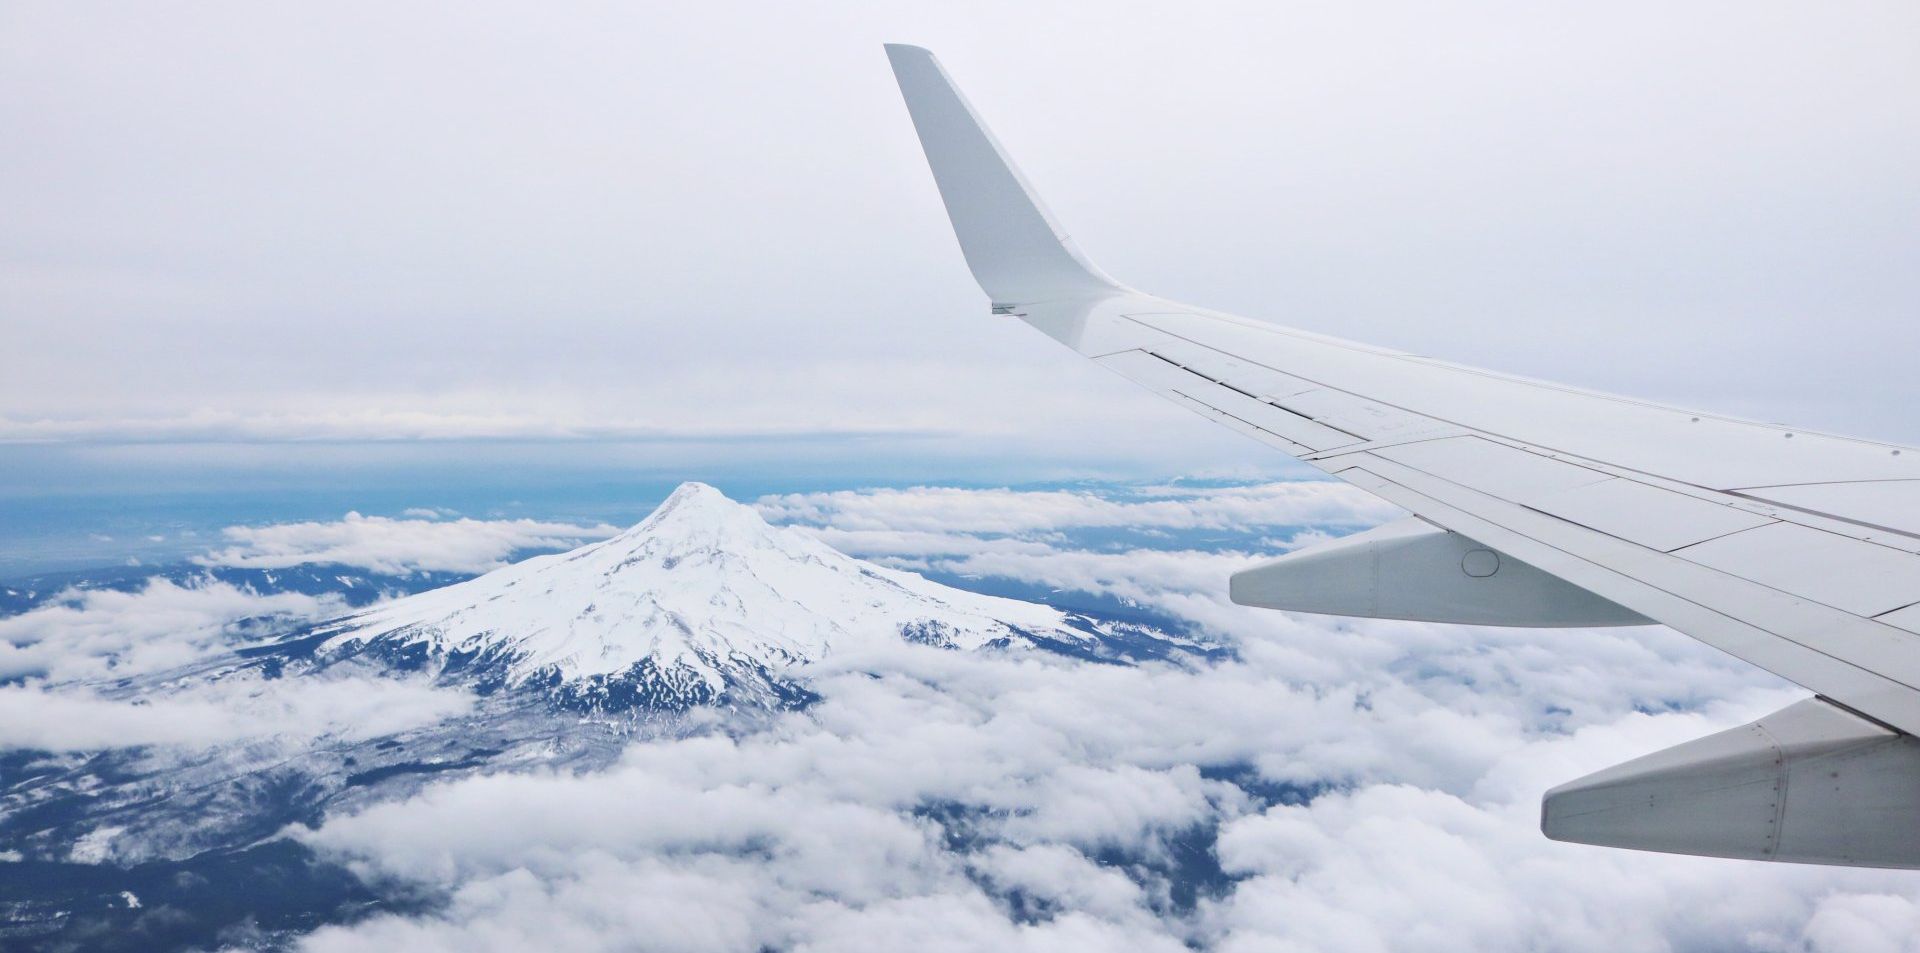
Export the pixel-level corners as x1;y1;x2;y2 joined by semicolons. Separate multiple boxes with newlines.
305;482;1095;709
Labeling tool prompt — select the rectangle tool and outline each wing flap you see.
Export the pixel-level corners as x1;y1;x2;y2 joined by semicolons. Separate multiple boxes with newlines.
1675;523;1920;618
1733;480;1920;543
1878;603;1920;635
1525;477;1777;552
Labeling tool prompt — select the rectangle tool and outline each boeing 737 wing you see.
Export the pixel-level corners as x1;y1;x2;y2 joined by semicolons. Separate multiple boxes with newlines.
886;44;1920;868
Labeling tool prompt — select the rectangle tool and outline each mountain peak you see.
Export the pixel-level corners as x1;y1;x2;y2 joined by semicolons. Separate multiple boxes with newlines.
310;482;1079;705
640;482;747;524
656;480;731;510
613;481;780;553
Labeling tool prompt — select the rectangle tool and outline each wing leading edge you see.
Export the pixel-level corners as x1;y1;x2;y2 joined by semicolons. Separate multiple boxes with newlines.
886;46;1920;866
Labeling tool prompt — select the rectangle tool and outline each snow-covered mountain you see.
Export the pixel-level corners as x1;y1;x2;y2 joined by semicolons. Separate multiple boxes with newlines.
0;484;1217;946
297;483;1150;709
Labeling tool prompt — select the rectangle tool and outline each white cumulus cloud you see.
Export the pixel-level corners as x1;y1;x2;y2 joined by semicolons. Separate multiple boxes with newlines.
12;480;1920;950
758;482;1400;536
0;675;471;753
196;512;620;575
0;578;343;681
277;477;1920;952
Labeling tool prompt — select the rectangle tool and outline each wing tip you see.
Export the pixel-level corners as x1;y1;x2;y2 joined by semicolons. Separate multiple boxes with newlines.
882;42;1123;304
883;43;933;63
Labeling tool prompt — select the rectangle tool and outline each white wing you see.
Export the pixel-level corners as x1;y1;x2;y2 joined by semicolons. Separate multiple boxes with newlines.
887;44;1920;867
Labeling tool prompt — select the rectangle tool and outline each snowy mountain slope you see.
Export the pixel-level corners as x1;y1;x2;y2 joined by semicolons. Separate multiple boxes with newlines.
300;483;1136;709
0;481;1219;941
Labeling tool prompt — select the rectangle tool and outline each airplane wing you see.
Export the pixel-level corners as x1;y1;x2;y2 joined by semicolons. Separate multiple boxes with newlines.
885;44;1920;868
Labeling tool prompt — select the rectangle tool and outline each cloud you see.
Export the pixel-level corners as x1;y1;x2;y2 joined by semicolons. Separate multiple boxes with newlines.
1200;755;1896;953
0;675;471;752
1792;894;1920;953
4;2;1916;457
196;512;620;575
300;858;778;953
758;483;1400;536
792;528;1063;561
295;650;1233;951
280;474;1920;952
0;361;1278;484
914;547;1256;604
291;626;1816;951
761;482;1401;620
292;626;1913;953
11;480;1920;948
0;578;343;681
970;843;1150;921
0;564;472;757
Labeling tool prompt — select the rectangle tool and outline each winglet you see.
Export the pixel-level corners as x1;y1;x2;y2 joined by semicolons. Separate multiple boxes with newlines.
884;44;1123;306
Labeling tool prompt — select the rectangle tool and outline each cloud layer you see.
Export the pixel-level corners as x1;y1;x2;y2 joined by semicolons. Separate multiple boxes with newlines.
281;482;1919;952
10;480;1920;950
5;1;1915;456
757;483;1400;536
293;631;1871;953
0;578;341;681
0;676;470;752
196;512;619;575
0;577;470;753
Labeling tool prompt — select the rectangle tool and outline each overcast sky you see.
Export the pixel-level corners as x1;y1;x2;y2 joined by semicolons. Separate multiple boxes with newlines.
3;1;1917;473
